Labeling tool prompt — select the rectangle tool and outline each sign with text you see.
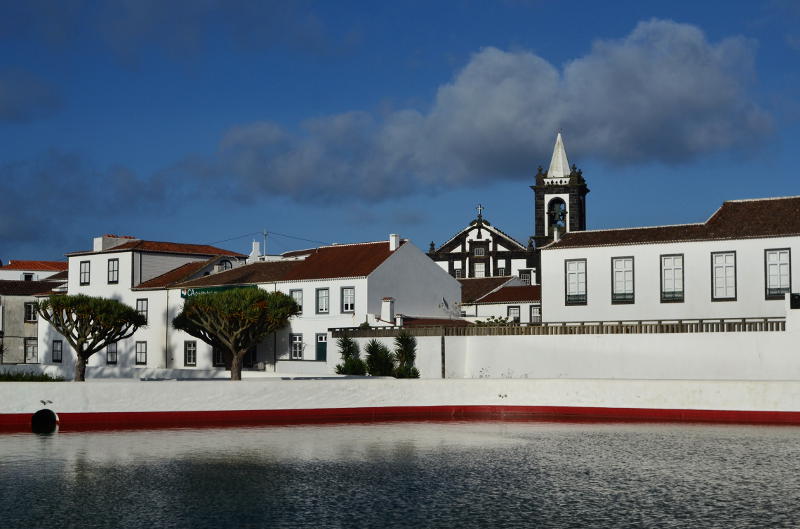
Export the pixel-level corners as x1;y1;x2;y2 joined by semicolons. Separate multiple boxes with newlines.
180;285;256;298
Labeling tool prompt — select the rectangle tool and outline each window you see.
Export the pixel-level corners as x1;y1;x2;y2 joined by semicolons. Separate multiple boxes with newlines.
711;252;736;301
184;341;197;367
107;258;119;284
290;289;303;314
520;270;531;285
24;338;38;363
474;247;485;256
213;347;225;367
290;334;303;360
497;267;506;276
316;334;327;362
454;269;463;278
23;273;33;281
565;259;587;305
507;306;520;323
611;257;634;303
316;288;329;314
765;249;791;299
24;302;37;322
136;299;148;324
79;261;90;285
474;263;486;278
52;340;63;363
661;254;684;302
135;341;147;365
107;343;118;365
530;306;542;323
219;259;232;271
341;287;355;313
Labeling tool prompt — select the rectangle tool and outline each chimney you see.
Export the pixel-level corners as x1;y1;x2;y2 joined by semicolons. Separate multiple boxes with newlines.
93;234;138;252
553;227;560;242
381;297;395;322
394;314;404;327
389;234;400;251
248;240;261;263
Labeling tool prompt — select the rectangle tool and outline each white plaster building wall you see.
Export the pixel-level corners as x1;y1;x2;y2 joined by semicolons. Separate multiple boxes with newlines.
368;242;461;320
464;302;541;323
540;235;800;323
509;260;532;277
136;253;208;284
0;270;62;280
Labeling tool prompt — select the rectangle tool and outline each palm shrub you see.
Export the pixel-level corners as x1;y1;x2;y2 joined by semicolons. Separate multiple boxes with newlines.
365;339;395;376
335;335;366;375
394;330;420;378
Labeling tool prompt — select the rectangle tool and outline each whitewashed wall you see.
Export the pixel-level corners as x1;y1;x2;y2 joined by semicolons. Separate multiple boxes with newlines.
540;235;800;322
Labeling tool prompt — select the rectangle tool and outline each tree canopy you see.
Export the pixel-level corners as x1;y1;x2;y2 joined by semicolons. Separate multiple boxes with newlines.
173;288;299;380
37;295;146;381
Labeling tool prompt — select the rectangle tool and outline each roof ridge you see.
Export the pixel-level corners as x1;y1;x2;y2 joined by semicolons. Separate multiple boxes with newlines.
725;195;800;203
562;222;705;235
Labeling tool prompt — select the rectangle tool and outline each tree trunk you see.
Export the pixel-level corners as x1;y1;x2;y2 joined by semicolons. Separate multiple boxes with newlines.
74;355;87;382
230;352;242;381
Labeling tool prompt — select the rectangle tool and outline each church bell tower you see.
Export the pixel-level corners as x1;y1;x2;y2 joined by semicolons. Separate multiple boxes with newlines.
531;133;589;247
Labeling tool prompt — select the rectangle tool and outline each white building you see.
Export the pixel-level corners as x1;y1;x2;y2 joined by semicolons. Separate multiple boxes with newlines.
540;196;800;322
38;234;461;378
0;260;67;281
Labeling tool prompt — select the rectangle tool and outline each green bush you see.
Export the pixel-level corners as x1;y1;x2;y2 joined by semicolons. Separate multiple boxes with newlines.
394;331;420;379
335;335;367;375
365;339;395;376
0;371;65;382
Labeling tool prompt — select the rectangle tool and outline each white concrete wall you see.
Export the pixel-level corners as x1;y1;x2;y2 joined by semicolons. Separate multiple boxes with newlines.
463;302;541;323
368;242;461;320
541;235;800;322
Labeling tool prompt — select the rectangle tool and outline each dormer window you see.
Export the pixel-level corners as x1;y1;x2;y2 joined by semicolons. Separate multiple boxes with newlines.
474;247;485;257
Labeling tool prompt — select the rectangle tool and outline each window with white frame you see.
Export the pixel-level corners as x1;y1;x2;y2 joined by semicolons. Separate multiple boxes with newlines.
290;289;303;314
454;268;463;278
661;254;684;302
496;267;506;276
24;302;37;322
107;342;118;365
316;288;329;314
712;252;736;300
25;338;38;363
136;299;148;324
611;257;634;303
341;287;355;313
290;334;303;360
530;305;541;323
184;341;197;367
135;341;147;365
507;306;520;323
474;247;485;256
107;258;119;284
474;263;486;278
520;270;531;285
79;261;90;285
565;259;587;305
765;249;791;299
52;340;62;363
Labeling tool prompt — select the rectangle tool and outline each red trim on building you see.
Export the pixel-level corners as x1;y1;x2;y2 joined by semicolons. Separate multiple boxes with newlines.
3;405;800;432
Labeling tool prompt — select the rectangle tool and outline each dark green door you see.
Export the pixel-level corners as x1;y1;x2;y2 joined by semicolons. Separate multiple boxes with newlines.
315;334;327;361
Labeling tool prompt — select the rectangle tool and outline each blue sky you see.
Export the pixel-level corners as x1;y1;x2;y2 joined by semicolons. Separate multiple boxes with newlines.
2;0;800;261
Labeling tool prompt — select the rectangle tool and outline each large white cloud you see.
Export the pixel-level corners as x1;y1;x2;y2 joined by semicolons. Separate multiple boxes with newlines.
206;19;771;202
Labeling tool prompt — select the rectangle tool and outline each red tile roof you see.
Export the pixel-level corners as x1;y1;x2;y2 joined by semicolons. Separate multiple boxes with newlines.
67;240;245;257
547;196;800;249
282;241;399;280
174;261;300;288
477;285;541;304
0;260;68;271
0;280;62;296
457;277;513;303
46;270;69;281
134;259;218;290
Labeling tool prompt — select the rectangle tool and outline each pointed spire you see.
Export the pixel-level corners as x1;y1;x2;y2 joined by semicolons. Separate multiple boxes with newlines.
547;132;571;179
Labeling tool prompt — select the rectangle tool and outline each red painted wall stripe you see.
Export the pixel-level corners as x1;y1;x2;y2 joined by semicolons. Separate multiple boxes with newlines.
3;405;800;432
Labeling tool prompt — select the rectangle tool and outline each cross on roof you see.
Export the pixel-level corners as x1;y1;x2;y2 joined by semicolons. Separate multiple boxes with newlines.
476;204;484;218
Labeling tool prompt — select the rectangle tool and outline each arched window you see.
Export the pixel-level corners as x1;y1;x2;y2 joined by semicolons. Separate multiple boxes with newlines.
547;198;567;233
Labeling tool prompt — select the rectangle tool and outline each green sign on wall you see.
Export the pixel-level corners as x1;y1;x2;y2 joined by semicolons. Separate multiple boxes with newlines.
180;285;256;298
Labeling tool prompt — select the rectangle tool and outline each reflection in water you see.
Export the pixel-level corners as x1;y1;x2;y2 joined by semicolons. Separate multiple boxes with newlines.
2;422;800;528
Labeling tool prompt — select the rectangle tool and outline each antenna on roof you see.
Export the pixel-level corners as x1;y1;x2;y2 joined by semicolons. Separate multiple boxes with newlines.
263;229;268;257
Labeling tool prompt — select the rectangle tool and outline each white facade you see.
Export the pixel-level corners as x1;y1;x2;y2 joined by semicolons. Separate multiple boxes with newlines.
0;262;66;281
541;234;799;323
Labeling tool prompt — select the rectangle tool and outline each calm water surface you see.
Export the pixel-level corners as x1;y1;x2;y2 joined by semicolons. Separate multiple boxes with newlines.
1;421;799;528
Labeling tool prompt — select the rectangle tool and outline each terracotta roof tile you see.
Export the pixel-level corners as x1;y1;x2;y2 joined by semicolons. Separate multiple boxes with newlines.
174;261;299;288
0;280;61;296
547;196;800;249
477;285;541;304
67;240;245;257
457;277;513;303
0;260;68;271
46;270;69;281
134;258;218;290
281;241;399;281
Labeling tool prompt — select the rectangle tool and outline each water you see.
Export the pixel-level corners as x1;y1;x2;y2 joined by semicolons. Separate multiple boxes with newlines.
2;421;800;528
